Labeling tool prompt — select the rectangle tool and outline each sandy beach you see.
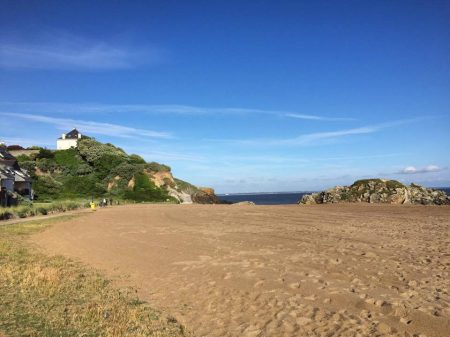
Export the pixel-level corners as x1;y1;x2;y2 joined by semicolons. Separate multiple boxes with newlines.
32;204;450;337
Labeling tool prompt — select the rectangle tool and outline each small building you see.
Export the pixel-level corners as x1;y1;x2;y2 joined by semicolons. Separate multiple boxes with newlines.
0;146;32;202
57;128;81;150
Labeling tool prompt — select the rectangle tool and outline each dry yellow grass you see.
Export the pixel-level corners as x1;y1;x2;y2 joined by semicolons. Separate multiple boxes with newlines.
0;216;192;337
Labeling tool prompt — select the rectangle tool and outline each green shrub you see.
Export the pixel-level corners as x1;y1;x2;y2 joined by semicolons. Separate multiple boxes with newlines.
123;172;170;202
78;138;127;164
36;148;55;160
36;207;48;215
0;209;13;220
146;162;171;172
75;163;93;175
15;154;31;162
36;158;58;172
110;162;141;181
33;176;62;201
386;180;405;189
129;154;146;164
15;206;34;218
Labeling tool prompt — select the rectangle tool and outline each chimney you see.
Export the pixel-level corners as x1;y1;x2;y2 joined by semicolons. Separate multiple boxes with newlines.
78;133;81;139
62;134;66;139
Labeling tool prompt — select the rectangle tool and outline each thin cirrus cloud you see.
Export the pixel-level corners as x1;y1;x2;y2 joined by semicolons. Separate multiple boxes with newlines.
0;136;54;147
0;112;172;139
398;165;444;174
207;118;426;147
0;102;353;121
0;34;161;70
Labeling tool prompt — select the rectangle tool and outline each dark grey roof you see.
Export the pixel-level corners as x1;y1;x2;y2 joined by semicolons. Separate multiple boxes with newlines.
0;148;16;160
63;128;80;139
0;165;15;180
14;169;31;182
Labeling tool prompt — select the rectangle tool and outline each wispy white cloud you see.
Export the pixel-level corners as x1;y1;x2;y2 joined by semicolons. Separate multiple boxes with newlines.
284;113;354;121
0;102;353;121
128;150;205;162
0;33;162;70
207;118;425;147
0;112;172;139
0;136;53;147
398;165;444;174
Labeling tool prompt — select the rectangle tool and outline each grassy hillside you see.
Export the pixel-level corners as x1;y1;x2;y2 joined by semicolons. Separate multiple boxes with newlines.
17;138;175;203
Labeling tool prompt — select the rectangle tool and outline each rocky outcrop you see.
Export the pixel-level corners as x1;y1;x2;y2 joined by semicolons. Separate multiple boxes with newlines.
191;187;221;204
299;179;450;205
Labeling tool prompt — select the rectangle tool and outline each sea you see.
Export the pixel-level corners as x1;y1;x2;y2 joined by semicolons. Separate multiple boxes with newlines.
218;187;450;205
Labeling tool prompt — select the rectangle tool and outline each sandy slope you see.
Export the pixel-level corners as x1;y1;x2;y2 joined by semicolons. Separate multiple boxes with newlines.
32;204;450;337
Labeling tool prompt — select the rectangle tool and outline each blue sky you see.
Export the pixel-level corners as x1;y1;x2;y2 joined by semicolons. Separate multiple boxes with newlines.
0;0;449;193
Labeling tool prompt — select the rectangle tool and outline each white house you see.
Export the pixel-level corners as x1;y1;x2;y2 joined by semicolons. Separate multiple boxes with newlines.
57;128;81;150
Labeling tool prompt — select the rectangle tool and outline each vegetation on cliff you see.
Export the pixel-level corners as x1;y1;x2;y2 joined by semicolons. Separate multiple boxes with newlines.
16;137;212;203
300;179;450;205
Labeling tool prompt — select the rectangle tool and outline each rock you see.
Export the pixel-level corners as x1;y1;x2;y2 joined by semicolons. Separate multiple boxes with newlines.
300;194;318;205
231;201;256;206
191;188;221;204
299;179;450;206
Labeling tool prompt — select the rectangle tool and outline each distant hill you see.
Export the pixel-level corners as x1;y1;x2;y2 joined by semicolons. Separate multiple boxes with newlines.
299;179;450;205
16;137;218;204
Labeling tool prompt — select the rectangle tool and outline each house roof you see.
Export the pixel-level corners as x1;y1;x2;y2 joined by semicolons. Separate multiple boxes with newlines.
7;145;24;151
0;165;15;180
59;128;80;139
14;169;31;182
0;148;16;160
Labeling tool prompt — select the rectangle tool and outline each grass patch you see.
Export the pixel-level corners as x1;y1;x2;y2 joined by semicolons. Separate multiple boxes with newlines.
0;217;191;337
0;200;89;221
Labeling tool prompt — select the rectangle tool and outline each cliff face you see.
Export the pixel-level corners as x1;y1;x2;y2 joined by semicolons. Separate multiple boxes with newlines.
299;179;450;205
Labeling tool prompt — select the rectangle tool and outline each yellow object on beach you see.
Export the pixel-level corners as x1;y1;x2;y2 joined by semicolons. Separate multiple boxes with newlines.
90;202;96;211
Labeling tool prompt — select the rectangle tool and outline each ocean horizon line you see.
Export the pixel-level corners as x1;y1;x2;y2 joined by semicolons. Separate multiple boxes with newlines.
218;186;450;196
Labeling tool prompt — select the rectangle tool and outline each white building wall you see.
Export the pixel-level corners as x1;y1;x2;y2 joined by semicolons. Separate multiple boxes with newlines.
57;139;78;150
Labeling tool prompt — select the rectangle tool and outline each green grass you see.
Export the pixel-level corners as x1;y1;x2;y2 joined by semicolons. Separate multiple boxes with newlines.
0;200;89;221
0;217;191;337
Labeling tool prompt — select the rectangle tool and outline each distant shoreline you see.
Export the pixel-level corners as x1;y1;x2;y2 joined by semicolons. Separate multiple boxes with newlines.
218;187;450;196
218;187;450;205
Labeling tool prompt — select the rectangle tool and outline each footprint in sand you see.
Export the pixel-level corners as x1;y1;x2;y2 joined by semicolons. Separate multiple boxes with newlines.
254;280;265;288
223;272;233;280
289;282;301;289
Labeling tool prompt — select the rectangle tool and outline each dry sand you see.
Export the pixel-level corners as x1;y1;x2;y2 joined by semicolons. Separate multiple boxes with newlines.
32;204;450;337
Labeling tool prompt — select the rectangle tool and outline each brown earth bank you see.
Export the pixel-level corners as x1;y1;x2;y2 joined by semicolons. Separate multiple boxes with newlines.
32;204;450;337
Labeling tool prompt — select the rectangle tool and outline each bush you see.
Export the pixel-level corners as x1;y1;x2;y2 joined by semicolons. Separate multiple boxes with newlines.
36;148;55;160
110;162;142;181
18;161;36;177
75;163;93;175
36;207;48;215
146;162;171;172
15;206;35;218
15;154;31;163
123;173;170;202
59;175;105;199
54;148;82;168
129;154;146;164
0;209;13;220
36;158;58;173
33;176;62;201
78;138;127;164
